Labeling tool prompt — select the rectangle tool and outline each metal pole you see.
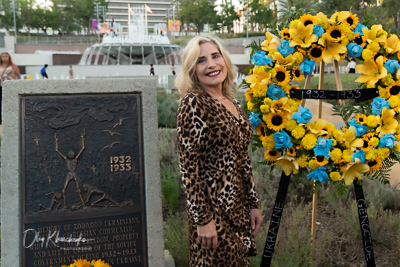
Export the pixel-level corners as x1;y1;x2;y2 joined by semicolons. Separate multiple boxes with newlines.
246;8;248;38
12;0;17;39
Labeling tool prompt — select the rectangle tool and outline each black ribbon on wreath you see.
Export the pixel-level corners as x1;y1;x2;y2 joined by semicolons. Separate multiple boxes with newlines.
354;181;376;267
260;89;378;267
260;172;291;267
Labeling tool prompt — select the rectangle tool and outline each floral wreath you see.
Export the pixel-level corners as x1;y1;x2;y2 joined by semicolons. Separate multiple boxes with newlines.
244;11;400;193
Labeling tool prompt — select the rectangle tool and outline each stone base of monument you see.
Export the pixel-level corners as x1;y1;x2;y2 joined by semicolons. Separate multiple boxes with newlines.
1;78;165;267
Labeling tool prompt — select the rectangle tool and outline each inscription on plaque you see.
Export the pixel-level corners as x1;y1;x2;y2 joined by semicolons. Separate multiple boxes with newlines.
22;94;147;267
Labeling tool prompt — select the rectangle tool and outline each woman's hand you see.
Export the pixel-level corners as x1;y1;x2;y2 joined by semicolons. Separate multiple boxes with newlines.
197;220;218;249
250;209;263;235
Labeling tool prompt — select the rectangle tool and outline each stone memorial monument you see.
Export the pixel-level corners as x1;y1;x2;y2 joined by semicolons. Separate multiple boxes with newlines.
1;78;164;266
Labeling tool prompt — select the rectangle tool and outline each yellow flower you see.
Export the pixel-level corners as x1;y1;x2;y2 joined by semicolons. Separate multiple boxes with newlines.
72;259;90;267
376;107;398;137
293;52;304;64
330;172;342;181
280;28;291;40
366;41;381;53
286;119;297;131
289;19;301;29
292;65;304;81
331;148;343;163
255;123;267;137
387;82;400;97
247;101;257;112
389;96;400;108
265;111;287;131
343;149;353;162
355;56;387;88
262;135;275;150
378;147;390;159
314;155;329;166
269;51;298;66
366;115;378;128
362;24;387;44
289;21;318;48
275;155;299;175
343;126;363;150
300;14;317;26
386;34;400;54
245;66;270;89
355;114;367;125
270;97;288;113
362;49;374;61
261;32;281;51
325;25;345;42
315;12;330;29
287;147;296;156
361;136;372;152
353;33;367;48
370;137;379;147
366;158;383;173
292;125;306;139
308;119;329;136
344;13;359;29
264;149;281;162
318;32;347;62
382;74;395;86
308;44;324;61
297;154;310;168
342;159;370;185
308;159;319;169
273;65;291;86
366;149;378;160
301;133;318;150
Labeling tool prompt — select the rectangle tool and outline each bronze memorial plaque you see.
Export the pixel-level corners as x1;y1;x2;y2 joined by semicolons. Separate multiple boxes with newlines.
21;94;147;267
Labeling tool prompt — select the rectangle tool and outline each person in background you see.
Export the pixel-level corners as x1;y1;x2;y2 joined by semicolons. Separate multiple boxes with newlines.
175;35;263;266
348;58;356;73
41;64;49;79
150;64;155;76
69;65;74;79
0;52;21;124
171;64;176;75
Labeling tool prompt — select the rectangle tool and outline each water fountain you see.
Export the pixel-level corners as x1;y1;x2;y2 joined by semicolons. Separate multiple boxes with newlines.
79;6;182;65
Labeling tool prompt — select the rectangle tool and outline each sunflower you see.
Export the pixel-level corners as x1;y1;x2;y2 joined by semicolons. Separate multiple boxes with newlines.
287;147;296;157
314;155;329;166
264;149;281;161
299;14;317;27
353;33;367;48
344;13;359;29
255;122;267;137
366;158;383;173
361;136;372;152
387;82;400;97
265;111;287;131
292;66;304;81
355;114;367;125
308;44;324;61
326;26;345;42
273;65;291;86
373;52;388;63
339;52;348;60
280;28;291;40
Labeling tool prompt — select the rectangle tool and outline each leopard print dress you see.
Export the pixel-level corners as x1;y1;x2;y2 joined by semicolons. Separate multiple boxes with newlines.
177;92;260;267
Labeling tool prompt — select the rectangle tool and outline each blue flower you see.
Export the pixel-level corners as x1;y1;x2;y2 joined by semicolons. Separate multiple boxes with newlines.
274;131;292;149
252;51;273;66
249;112;262;129
351;149;365;164
347;43;363;58
300;59;315;77
354;23;368;35
307;167;329;182
349;118;367;137
313;25;324;38
379;134;396;148
313;138;333;159
267;84;286;100
371;97;390;115
277;40;295;58
291;105;313;124
384;59;400;75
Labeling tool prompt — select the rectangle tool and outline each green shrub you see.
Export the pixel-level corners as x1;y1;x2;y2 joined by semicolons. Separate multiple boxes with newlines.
164;212;190;267
157;88;180;128
161;165;181;212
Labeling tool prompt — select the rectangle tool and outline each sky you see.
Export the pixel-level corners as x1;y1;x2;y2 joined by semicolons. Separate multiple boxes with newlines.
215;0;242;11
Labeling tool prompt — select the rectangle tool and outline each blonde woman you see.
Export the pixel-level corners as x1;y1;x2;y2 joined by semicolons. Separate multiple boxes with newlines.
176;35;263;266
0;52;20;123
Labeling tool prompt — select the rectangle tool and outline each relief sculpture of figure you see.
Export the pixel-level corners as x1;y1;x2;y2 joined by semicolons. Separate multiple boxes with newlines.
83;184;120;207
55;129;86;210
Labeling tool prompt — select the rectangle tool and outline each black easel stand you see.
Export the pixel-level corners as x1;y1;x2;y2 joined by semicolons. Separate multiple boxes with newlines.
354;181;376;267
260;172;291;267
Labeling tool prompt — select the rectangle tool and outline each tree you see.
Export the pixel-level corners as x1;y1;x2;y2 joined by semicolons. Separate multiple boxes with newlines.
381;0;400;35
19;0;38;37
0;0;20;31
220;2;240;33
246;0;275;32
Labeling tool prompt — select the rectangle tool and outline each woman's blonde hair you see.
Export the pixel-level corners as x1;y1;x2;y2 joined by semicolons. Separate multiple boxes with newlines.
175;35;237;100
0;52;14;65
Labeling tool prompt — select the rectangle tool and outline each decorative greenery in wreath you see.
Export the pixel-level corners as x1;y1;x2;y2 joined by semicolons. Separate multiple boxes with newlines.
244;11;400;193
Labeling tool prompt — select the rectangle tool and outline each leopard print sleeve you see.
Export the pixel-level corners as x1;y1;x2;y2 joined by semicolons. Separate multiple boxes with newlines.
176;94;213;226
243;150;260;209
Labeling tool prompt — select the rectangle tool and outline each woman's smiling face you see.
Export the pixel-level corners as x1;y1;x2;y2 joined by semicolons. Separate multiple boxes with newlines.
195;42;227;92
